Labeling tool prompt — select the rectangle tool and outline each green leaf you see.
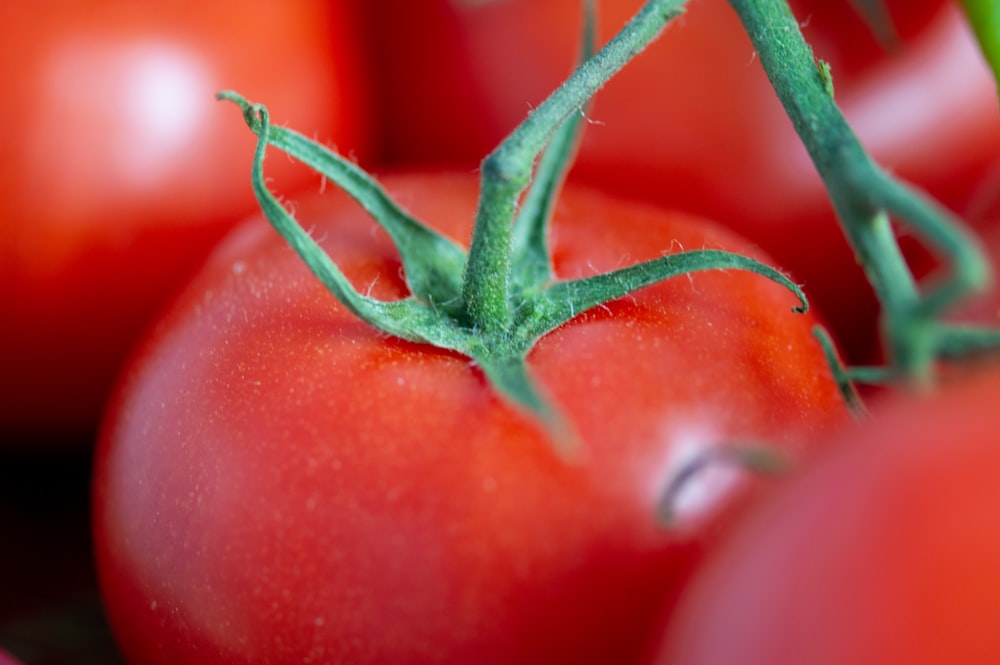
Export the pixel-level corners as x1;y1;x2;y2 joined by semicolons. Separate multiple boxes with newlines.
960;0;1000;101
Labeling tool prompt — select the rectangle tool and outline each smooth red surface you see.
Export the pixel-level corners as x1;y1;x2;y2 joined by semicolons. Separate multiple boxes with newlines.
653;366;1000;665
0;0;372;440
93;173;848;664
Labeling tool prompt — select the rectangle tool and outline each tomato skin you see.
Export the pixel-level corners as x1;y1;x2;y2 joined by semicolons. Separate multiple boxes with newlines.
0;0;372;441
93;173;847;664
651;366;1000;665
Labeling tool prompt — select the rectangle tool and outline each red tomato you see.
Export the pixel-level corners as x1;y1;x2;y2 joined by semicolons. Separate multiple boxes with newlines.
651;365;1000;665
93;172;847;664
363;0;997;367
0;0;372;442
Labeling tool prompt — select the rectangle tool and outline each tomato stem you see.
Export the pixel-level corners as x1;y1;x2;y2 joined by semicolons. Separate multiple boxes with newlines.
727;0;997;388
459;0;687;333
510;0;597;297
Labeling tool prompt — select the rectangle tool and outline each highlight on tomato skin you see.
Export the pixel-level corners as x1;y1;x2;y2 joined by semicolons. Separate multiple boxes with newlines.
648;365;1000;665
92;172;850;665
0;0;374;444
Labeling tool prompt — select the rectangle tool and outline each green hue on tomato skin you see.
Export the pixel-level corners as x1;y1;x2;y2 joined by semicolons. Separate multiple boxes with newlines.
93;173;848;665
0;0;372;443
652;366;1000;665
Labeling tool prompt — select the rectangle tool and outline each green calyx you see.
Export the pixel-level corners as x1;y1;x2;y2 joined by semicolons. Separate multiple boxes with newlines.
217;0;809;452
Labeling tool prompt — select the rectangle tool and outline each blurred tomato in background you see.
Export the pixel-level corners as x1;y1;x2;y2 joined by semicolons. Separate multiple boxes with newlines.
361;0;1000;365
0;0;373;445
0;647;23;665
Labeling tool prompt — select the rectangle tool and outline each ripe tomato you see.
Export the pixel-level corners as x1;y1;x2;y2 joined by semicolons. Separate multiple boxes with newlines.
0;0;372;442
651;365;1000;665
363;0;996;367
93;172;847;664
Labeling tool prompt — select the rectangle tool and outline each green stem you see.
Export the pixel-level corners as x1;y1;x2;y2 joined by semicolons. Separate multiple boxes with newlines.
232;100;464;349
812;326;873;417
218;0;808;447
727;0;993;381
511;0;598;295
460;0;688;333
474;355;578;458
216;90;468;313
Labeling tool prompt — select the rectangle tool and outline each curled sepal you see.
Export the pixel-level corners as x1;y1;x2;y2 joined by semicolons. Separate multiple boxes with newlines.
236;99;466;350
216;91;468;314
529;249;808;337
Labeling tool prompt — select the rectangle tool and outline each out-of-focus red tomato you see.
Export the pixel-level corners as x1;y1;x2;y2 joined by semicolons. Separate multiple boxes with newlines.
650;365;1000;665
0;0;373;443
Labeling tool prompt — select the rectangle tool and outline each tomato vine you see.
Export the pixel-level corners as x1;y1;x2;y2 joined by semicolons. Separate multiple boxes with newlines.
217;0;819;448
727;0;1000;400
